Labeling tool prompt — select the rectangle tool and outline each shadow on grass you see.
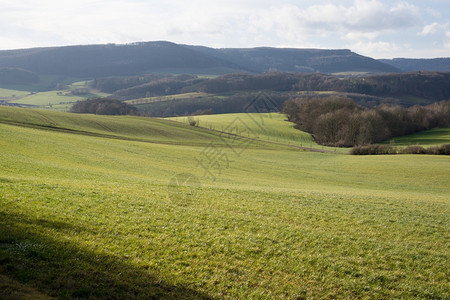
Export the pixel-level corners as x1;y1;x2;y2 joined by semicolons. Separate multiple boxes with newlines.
0;211;213;299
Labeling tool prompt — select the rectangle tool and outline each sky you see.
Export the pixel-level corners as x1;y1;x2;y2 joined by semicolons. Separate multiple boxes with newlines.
0;0;449;58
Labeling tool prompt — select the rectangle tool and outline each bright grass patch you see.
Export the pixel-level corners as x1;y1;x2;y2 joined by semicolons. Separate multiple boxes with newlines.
169;113;349;153
384;127;450;147
0;88;30;98
124;92;211;105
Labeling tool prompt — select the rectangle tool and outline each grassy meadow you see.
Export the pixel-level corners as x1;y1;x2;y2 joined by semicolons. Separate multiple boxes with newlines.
385;127;450;147
169;113;349;153
1;80;109;111
11;91;86;106
0;88;31;98
0;107;449;299
124;92;211;105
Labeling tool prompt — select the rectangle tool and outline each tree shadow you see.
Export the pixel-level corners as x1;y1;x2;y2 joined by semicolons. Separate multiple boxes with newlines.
0;211;214;299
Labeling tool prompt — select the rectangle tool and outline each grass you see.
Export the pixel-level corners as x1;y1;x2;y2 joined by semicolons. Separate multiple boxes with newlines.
124;92;211;105
0;107;449;299
0;106;262;148
0;274;53;300
0;88;31;98
332;72;371;76
0;75;84;93
45;103;77;112
169;113;349;153
383;128;450;147
2;79;110;111
69;80;90;88
12;91;86;106
295;91;336;95
12;91;110;109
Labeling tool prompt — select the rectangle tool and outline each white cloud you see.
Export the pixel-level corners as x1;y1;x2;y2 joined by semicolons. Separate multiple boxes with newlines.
418;22;450;38
387;2;421;27
426;8;441;19
418;23;440;36
345;0;387;30
0;0;448;58
249;0;422;45
349;41;400;56
345;32;380;41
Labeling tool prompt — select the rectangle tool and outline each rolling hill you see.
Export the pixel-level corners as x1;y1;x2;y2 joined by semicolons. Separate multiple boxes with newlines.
0;106;239;147
380;57;450;72
185;45;400;73
112;72;450;116
0;41;399;79
0;106;449;298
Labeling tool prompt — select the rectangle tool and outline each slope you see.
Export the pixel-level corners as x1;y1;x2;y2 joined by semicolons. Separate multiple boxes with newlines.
0;107;448;299
384;127;450;146
169;113;349;153
0;106;242;147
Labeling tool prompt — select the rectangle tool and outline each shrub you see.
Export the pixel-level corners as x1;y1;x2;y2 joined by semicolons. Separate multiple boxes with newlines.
71;98;138;115
401;145;426;154
437;144;450;155
426;146;440;155
351;144;396;155
378;144;398;154
423;144;450;155
187;116;199;127
352;143;450;155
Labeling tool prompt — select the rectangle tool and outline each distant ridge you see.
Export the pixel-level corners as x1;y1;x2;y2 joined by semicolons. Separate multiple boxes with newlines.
0;41;239;77
0;41;399;78
379;58;450;72
185;46;399;73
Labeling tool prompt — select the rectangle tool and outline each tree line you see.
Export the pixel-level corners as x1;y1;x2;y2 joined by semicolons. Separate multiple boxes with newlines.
135;91;286;117
70;98;137;115
102;72;450;107
351;144;450;155
283;97;450;147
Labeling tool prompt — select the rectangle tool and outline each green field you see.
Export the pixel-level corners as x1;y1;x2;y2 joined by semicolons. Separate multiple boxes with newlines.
12;91;86;106
0;75;88;93
169;113;349;153
1;80;110;111
0;106;265;148
0;107;449;299
125;92;211;105
12;90;110;109
384;128;450;147
0;88;31;98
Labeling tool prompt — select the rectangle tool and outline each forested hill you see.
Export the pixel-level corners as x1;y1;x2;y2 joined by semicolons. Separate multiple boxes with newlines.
0;42;239;77
184;46;399;73
109;72;450;102
104;71;450;116
0;41;398;78
379;58;450;72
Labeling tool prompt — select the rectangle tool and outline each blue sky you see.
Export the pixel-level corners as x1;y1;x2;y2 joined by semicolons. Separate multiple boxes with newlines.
0;0;449;58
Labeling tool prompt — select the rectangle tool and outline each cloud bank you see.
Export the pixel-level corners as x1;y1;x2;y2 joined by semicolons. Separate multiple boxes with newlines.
0;0;448;58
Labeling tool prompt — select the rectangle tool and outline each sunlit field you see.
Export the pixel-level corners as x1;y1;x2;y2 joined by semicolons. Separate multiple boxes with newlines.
169;113;350;153
0;107;449;299
384;127;450;146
